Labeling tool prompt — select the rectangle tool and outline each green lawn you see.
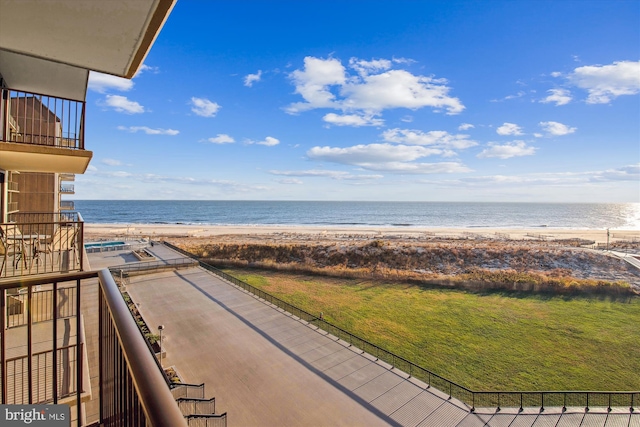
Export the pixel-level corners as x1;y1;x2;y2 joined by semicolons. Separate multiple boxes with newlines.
223;267;640;392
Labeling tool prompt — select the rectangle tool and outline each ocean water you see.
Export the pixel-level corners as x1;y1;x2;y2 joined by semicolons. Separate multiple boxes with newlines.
73;201;640;230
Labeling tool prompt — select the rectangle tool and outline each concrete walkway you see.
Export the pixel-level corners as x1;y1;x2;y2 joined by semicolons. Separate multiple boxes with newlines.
88;244;638;427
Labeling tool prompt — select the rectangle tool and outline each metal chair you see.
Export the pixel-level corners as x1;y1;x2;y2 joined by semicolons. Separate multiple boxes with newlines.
0;224;25;276
40;226;78;270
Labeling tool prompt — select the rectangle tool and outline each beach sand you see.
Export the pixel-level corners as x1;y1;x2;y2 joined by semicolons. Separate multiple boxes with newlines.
84;223;640;245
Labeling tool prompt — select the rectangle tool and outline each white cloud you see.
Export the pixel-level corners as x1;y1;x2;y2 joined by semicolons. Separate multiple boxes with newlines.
590;164;639;182
569;60;640;104
357;161;471;174
458;123;474;131
323;113;384;127
269;169;383;180
190;97;221;117
477;141;536;159
491;91;526;102
205;134;235;144
247;136;280;146
136;64;159;75
400;115;413;123
277;178;304;185
88;72;134;93
435;164;640;187
244;70;263;87
104;95;145;114
287;57;346;113
117;126;179;135
102;158;122;166
550;71;562;78
540;88;572;106
286;56;464;116
539;121;576;136
342;69;464;114
382;128;477;150
496;122;523;136
307;143;442;164
348;57;392;76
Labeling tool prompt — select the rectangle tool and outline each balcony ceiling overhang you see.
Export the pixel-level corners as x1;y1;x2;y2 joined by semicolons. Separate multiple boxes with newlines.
0;142;93;174
0;0;175;100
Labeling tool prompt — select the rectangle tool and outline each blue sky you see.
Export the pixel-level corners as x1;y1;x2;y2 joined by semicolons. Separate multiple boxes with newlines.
78;0;640;202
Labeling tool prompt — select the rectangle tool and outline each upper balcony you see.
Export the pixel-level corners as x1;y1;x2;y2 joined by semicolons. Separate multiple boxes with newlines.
60;184;75;194
0;88;93;174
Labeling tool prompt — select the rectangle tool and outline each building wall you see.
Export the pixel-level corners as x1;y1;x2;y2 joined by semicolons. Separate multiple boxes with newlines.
15;172;56;213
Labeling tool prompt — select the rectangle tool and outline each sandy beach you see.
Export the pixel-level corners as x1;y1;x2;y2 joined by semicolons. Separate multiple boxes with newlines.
84;223;640;245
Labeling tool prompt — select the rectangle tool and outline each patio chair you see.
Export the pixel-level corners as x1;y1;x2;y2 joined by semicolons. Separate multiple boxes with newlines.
40;226;78;269
0;224;25;275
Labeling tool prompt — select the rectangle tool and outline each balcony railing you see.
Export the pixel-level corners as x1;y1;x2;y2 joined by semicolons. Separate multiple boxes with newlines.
2;88;85;150
60;201;75;211
0;270;188;426
1;212;84;280
60;184;75;194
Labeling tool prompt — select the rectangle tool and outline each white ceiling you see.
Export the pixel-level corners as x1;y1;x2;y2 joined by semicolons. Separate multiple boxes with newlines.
0;0;175;100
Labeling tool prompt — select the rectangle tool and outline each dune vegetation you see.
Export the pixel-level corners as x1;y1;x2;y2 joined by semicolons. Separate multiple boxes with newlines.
177;238;637;296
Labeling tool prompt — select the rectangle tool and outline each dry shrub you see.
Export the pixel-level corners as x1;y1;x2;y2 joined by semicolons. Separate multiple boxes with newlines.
178;240;636;297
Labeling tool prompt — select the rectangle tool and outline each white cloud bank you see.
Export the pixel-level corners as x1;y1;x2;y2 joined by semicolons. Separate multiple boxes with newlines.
117;126;179;135
539;121;576;136
269;169;383;180
205;134;235;144
247;136;280;146
569;60;640;104
190;97;221;117
306;143;470;174
323;113;384;127
496;123;523;136
540;88;572;106
104;95;144;114
286;56;464;125
382;128;477;151
477;141;536;159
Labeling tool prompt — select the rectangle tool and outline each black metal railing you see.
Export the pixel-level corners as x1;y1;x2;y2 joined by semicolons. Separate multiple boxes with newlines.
164;241;640;413
6;286;77;328
1;212;84;279
2;88;85;150
1;270;188;426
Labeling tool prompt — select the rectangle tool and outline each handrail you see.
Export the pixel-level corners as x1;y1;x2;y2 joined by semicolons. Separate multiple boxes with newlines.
164;241;640;412
98;269;188;426
2;87;85;150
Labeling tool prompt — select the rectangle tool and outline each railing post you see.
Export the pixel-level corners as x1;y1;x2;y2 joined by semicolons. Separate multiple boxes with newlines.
27;285;33;403
586;392;590;412
1;287;6;404
76;278;82;424
53;281;58;403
